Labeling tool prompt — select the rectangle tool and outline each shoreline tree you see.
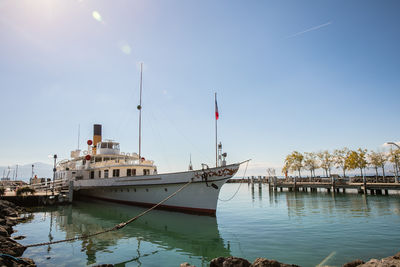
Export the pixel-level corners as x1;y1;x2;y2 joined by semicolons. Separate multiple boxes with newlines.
317;150;334;178
333;148;350;178
388;148;400;183
284;151;304;184
368;150;387;182
347;148;368;184
304;152;318;182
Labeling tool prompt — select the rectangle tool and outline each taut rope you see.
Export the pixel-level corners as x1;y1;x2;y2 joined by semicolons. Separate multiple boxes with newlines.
218;160;250;202
24;179;193;248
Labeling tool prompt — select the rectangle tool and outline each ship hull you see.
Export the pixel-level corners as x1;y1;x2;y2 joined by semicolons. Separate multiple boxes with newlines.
73;164;240;215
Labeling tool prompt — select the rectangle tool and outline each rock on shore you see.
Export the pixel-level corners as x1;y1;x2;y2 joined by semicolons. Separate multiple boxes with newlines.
0;200;36;267
181;252;400;267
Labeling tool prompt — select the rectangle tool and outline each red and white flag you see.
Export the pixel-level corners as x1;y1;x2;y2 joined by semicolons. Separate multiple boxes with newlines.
215;97;219;120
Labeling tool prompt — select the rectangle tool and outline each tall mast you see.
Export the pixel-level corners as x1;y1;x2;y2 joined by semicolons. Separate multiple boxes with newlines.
77;124;80;150
138;63;143;162
215;92;218;167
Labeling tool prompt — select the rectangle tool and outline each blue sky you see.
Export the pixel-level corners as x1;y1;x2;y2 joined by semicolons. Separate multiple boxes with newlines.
1;0;399;176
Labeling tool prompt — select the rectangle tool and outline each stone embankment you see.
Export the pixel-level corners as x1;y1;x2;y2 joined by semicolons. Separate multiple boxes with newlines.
180;252;400;267
0;200;35;267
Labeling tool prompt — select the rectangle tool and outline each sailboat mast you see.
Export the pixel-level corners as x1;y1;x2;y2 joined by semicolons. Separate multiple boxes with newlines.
138;63;143;163
77;124;80;150
215;92;218;167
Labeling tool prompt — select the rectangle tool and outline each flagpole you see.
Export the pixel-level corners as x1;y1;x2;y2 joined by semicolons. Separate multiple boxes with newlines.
138;63;143;164
215;92;218;168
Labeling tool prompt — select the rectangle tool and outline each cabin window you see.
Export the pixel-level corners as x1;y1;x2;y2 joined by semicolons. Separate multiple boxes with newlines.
127;169;131;176
154;168;157;174
101;143;107;148
132;169;136;176
104;170;109;178
104;157;110;161
98;171;101;178
95;157;102;162
144;169;150;175
90;171;94;179
113;169;120;177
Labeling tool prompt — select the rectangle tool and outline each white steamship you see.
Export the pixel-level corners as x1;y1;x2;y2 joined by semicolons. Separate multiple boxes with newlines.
56;124;240;215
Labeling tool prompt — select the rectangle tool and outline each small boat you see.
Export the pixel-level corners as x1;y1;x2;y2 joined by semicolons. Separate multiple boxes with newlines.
56;65;241;215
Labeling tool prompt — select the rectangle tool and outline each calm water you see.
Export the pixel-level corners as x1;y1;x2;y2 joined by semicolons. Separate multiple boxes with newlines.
14;184;400;267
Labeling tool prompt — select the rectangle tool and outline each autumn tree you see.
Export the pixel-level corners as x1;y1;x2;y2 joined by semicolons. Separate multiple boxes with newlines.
368;150;387;182
317;150;334;177
346;148;368;178
303;152;318;181
289;151;304;178
333;148;350;178
284;151;304;184
388;149;400;183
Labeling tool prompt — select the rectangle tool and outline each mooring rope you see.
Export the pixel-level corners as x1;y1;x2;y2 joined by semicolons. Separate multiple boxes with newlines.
24;179;194;248
218;160;250;202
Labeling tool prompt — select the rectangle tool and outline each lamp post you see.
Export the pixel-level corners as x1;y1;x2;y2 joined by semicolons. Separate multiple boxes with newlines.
385;142;399;183
52;154;57;196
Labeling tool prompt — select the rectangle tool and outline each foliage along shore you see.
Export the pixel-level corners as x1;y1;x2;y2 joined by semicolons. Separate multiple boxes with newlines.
282;147;400;180
0;200;35;266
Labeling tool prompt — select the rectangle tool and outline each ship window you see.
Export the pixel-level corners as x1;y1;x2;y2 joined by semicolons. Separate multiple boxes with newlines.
104;170;109;178
90;171;94;179
146;189;149;192
134;188;136;192
95;157;102;162
101;143;107;148
132;169;136;176
164;188;167;192
113;144;120;150
108;143;113;149
144;169;150;175
113;169;120;177
104;157;110;161
98;171;101;178
127;169;131;176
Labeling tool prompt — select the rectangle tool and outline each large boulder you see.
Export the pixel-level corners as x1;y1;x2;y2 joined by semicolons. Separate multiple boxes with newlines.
0;255;36;267
342;259;365;267
0;236;26;257
252;258;300;267
358;252;400;267
210;256;251;267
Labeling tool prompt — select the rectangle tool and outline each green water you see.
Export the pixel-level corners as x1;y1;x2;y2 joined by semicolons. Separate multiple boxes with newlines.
14;184;400;267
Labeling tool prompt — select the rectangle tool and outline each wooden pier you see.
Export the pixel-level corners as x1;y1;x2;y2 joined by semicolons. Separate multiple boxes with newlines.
1;179;74;206
228;176;400;195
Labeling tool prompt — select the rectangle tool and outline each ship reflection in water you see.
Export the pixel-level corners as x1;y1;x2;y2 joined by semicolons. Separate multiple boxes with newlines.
27;199;230;266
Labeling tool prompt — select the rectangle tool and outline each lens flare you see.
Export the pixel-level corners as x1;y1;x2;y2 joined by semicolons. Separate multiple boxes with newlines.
92;11;102;22
117;41;132;55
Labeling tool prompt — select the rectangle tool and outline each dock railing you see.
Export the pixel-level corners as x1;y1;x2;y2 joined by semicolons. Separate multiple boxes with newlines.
30;179;70;195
